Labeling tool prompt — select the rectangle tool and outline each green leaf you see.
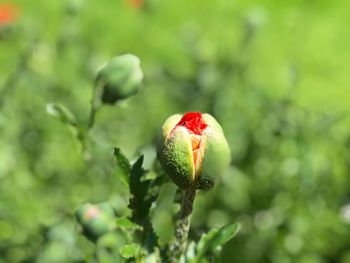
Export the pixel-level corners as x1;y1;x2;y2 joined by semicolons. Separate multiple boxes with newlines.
186;241;196;261
195;223;240;260
150;183;178;245
129;156;152;223
46;103;77;126
128;156;162;251
119;243;141;259
116;217;142;231
113;148;131;187
113;148;131;175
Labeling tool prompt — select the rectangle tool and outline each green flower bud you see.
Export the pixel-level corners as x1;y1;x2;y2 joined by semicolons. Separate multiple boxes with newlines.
157;112;231;189
75;202;115;241
96;54;143;104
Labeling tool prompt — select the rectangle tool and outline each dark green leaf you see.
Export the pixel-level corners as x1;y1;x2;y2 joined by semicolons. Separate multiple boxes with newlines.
113;147;131;185
128;156;161;251
129;156;153;223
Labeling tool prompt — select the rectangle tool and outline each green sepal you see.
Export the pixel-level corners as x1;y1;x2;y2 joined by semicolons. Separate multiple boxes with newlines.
158;126;195;189
161;114;182;140
201;114;231;179
197;177;215;191
158;113;231;190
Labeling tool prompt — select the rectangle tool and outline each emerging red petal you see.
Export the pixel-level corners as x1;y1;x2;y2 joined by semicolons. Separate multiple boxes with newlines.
175;112;207;135
173;112;207;175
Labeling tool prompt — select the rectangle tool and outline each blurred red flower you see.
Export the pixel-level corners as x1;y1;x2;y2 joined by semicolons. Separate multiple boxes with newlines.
127;0;144;9
0;3;18;25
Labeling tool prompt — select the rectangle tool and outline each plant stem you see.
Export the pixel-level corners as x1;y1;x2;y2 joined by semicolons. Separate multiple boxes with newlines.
76;81;103;160
172;184;197;261
88;80;104;129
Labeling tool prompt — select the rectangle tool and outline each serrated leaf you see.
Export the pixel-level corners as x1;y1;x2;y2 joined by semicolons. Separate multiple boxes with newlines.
46;103;77;126
119;243;141;259
116;217;142;231
195;223;240;260
128;156;161;251
113;147;131;187
129;156;151;223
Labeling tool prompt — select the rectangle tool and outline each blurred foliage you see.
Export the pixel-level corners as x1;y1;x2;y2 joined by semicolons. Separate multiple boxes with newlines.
1;0;350;262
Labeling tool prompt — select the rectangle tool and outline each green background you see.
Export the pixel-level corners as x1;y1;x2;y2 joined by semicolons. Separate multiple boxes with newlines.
1;0;350;262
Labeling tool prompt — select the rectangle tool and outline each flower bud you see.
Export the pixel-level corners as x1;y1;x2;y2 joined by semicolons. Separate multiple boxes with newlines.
158;112;231;189
75;202;115;241
96;54;143;104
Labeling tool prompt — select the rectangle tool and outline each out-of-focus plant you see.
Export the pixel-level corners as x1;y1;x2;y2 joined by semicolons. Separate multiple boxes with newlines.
47;53;144;158
69;55;239;262
2;1;350;262
91;54;143;126
158;112;235;260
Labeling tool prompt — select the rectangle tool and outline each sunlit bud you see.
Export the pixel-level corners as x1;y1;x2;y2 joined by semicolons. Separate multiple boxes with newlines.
158;112;231;189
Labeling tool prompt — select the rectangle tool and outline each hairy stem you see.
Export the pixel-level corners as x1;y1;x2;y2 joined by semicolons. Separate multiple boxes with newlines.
172;184;197;261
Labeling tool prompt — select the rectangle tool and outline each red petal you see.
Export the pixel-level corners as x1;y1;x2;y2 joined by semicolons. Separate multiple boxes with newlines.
175;112;207;135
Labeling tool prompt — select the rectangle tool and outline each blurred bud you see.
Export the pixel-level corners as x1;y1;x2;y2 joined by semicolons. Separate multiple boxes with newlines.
157;112;231;189
96;54;143;104
76;202;115;241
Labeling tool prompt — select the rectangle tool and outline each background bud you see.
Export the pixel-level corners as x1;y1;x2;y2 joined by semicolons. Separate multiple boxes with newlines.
75;202;115;241
96;54;143;104
158;112;231;189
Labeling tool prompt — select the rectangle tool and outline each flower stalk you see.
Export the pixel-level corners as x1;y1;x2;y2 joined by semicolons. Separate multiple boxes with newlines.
158;112;231;260
172;184;197;260
88;79;104;129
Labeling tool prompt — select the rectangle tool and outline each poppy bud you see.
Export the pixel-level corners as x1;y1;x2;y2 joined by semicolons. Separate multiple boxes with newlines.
95;54;143;104
75;203;115;241
158;112;231;189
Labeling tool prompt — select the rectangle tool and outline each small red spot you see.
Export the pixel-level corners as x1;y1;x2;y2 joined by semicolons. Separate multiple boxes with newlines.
0;4;18;25
176;112;207;135
84;206;100;220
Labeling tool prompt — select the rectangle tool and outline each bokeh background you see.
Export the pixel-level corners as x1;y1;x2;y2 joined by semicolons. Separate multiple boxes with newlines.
1;0;350;262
